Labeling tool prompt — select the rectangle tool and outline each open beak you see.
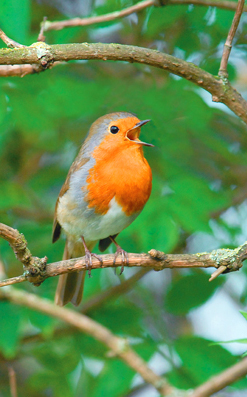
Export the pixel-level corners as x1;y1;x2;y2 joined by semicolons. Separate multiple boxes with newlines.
126;119;154;147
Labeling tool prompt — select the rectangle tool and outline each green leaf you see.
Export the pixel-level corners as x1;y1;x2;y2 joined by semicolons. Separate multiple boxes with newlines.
211;339;247;345
91;299;142;336
29;370;74;397
167;175;230;234
90;359;134;397
25;308;55;335
0;302;21;358
32;337;81;373
168;336;236;388
0;181;31;210
165;273;223;315
240;311;247;321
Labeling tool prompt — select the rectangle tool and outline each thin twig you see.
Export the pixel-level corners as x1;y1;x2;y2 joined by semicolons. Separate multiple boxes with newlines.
0;62;62;77
0;287;172;396
0;64;37;77
171;0;247;11
190;357;247;397
0;29;25;48
43;0;154;31
42;0;247;32
8;366;18;397
209;265;227;281
37;16;47;42
0;275;27;287
219;0;245;78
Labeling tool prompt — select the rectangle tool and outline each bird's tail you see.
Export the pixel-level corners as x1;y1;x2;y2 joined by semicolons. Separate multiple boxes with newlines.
55;239;95;306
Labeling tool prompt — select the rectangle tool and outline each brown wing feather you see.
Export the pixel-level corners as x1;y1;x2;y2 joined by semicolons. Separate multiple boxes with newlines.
52;156;90;243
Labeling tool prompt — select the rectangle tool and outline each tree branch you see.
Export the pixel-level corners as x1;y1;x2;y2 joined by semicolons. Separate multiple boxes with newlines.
190;357;247;397
0;61;61;77
171;0;247;10
219;0;245;78
7;366;18;397
0;223;246;288
0;223;47;284
43;0;154;32
42;0;247;33
20;268;150;345
0;29;25;49
0;43;247;124
0;287;172;396
1;285;247;397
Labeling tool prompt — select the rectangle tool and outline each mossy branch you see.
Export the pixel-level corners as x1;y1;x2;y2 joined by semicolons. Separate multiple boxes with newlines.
0;42;247;124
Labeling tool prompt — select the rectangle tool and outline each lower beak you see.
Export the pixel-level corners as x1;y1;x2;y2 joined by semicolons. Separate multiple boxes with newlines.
126;119;154;147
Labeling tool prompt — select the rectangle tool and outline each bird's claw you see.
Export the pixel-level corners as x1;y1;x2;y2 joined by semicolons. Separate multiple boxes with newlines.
85;251;103;278
113;248;129;275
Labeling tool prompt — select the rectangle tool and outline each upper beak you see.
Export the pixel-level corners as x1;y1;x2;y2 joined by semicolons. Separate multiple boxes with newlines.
126;119;154;147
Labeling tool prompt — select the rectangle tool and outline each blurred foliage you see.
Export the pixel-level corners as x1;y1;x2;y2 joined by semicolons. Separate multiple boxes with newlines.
0;0;247;396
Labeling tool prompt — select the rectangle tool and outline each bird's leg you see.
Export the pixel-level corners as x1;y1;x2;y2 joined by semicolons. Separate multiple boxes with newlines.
81;236;103;277
110;236;129;275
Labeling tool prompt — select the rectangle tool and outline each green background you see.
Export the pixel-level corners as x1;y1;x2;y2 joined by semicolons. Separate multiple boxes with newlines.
1;0;247;396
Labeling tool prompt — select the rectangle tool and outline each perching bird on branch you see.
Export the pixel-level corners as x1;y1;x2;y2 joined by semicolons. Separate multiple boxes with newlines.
52;112;153;306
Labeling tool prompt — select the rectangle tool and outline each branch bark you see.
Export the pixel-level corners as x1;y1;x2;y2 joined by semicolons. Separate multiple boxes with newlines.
190;357;247;397
0;43;247;124
219;0;245;77
0;223;246;288
0;223;47;284
0;29;25;49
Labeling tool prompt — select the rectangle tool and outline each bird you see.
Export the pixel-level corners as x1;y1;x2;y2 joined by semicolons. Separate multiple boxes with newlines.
52;111;153;306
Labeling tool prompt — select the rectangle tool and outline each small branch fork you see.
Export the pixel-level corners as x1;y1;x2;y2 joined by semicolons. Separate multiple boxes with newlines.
0;0;247;78
0;223;47;286
0;29;25;49
219;0;245;78
0;222;246;288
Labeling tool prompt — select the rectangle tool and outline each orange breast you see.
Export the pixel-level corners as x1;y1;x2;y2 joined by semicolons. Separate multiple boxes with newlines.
85;134;152;216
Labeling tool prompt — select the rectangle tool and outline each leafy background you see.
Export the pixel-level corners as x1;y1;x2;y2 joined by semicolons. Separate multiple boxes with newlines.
1;0;247;396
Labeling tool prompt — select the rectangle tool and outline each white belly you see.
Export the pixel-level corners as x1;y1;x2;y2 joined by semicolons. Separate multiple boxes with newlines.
57;193;138;242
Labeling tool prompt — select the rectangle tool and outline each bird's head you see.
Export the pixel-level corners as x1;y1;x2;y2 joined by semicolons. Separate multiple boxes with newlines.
85;112;153;156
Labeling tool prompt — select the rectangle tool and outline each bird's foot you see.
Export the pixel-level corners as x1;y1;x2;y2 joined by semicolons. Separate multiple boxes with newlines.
113;248;129;275
81;236;103;277
110;237;129;275
85;251;103;277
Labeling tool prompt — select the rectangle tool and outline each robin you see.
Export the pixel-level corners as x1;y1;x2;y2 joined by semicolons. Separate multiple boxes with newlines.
52;112;153;306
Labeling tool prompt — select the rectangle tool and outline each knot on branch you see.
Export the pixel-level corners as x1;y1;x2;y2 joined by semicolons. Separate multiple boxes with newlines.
148;249;168;271
25;256;48;286
106;337;130;357
29;42;53;69
149;249;166;260
210;248;243;273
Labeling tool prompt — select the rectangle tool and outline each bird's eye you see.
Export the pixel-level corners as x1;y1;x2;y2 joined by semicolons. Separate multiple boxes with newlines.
110;126;119;134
